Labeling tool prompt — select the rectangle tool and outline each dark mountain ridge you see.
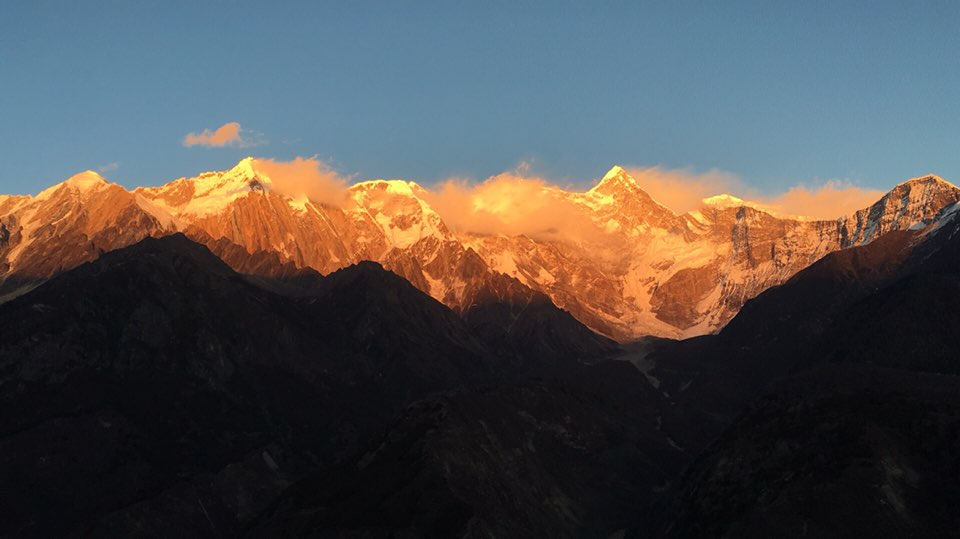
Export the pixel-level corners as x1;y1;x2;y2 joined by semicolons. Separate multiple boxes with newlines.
0;233;674;537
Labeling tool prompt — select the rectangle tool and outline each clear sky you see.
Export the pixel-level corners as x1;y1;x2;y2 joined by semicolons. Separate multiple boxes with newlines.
1;1;958;195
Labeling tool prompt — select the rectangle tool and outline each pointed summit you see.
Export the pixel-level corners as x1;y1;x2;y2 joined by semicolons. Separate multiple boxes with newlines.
227;156;260;180
602;165;628;182
216;156;274;191
590;165;640;196
64;170;108;190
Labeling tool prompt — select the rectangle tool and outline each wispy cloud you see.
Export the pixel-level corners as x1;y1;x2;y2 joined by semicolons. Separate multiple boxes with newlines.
423;164;753;241
623;166;884;218
97;162;120;174
182;122;265;148
422;164;614;242
421;163;888;239
760;180;885;219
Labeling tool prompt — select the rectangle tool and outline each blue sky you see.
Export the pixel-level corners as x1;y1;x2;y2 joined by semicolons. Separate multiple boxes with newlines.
1;1;958;195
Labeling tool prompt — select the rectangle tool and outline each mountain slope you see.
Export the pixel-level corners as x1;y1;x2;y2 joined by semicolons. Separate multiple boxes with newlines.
640;202;960;537
248;360;681;539
658;365;960;539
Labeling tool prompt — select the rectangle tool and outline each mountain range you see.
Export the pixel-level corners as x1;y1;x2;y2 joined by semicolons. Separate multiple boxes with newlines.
3;159;958;340
3;160;960;536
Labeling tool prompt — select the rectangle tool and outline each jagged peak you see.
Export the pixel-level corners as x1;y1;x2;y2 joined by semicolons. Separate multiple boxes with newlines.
589;165;640;195
230;156;258;178
191;157;272;193
134;158;274;218
226;157;270;187
185;157;261;183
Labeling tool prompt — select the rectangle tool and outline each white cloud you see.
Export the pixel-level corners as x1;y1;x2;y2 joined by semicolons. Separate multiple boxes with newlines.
182;122;265;148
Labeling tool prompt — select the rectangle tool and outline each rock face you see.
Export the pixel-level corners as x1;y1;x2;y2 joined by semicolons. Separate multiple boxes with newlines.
0;171;164;299
2;160;958;340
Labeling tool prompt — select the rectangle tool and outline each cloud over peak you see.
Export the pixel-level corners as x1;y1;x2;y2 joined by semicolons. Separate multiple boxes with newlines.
619;166;885;219
422;167;615;242
250;156;349;208
420;164;890;239
622;167;747;214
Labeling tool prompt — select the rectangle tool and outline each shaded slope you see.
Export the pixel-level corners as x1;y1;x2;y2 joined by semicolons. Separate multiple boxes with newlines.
646;206;960;537
659;365;960;539
247;361;682;539
461;272;619;369
0;234;499;537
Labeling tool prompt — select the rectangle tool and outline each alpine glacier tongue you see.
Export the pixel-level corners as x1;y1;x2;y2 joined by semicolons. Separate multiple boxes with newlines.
2;160;960;341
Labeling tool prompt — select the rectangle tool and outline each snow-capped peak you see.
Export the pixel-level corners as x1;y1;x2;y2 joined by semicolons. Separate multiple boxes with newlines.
221;157;271;188
35;170;109;200
230;156;259;179
133;158;275;218
602;165;628;182
701;194;747;208
65;170;108;188
196;157;273;193
590;165;640;195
